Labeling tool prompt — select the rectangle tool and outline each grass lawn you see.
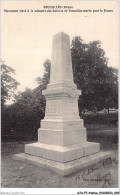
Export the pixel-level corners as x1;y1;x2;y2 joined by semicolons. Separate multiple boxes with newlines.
1;126;118;188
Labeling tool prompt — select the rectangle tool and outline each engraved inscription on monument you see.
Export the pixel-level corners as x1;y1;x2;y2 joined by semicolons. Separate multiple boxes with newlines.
46;100;61;116
14;32;110;176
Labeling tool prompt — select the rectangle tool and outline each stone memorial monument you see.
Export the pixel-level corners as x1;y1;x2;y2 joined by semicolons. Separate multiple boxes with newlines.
14;32;109;176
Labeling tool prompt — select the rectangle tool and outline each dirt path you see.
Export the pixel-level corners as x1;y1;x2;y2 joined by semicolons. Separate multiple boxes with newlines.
1;142;118;188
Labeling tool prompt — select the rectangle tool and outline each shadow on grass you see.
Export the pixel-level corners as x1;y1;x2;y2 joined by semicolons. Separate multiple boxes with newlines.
87;128;118;151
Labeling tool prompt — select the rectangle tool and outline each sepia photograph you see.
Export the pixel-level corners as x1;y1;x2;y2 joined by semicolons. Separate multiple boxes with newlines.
1;0;119;194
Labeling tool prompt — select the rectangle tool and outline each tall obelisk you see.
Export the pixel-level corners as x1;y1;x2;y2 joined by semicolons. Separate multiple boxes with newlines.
38;32;86;146
14;32;110;176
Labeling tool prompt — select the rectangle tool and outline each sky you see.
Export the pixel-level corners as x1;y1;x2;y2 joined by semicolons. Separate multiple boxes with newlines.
1;1;119;93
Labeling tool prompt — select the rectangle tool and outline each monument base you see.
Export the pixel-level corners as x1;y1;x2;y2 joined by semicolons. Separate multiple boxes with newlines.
24;141;100;163
13;151;110;176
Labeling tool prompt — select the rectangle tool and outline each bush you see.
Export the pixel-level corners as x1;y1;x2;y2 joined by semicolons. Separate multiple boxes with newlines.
82;112;118;125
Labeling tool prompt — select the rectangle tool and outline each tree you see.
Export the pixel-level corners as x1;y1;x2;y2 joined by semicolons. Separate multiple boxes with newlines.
2;39;118;141
71;37;118;113
1;59;51;140
35;41;118;113
35;59;51;91
1;60;20;106
35;39;118;113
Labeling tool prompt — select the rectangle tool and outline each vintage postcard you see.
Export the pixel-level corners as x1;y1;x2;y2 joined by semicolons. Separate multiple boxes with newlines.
1;0;119;194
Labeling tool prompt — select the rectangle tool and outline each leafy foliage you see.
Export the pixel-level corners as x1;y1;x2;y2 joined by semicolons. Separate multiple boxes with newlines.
1;60;51;139
35;59;51;90
1;60;20;106
1;38;118;141
71;37;118;113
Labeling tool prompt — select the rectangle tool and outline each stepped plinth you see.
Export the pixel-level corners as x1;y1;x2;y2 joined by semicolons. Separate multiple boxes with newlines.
13;32;110;176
